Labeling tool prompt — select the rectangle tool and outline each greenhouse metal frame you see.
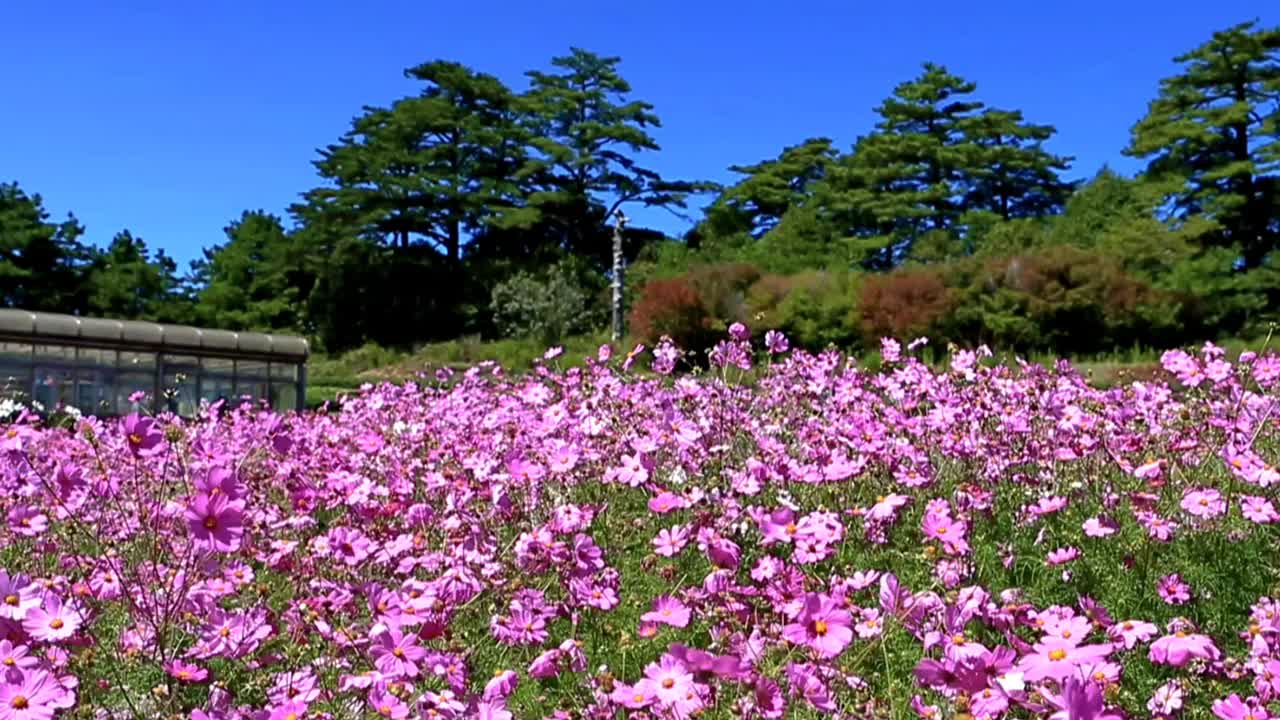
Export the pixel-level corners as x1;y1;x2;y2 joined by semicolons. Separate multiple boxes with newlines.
0;309;308;416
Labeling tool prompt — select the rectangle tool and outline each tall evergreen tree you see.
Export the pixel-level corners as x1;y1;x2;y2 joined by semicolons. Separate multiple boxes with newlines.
85;230;188;321
521;48;711;266
0;182;92;313
699;138;836;245
959;108;1074;220
198;211;303;331
297;61;527;261
1126;20;1280;269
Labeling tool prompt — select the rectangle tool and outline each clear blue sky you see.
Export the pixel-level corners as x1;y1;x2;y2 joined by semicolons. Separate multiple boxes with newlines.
2;0;1275;266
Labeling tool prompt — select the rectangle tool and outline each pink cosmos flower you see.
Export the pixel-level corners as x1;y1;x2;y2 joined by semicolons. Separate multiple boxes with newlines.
764;330;789;354
1181;488;1227;519
368;690;409;719
1016;637;1113;682
1149;630;1221;666
642;596;691;628
1082;516;1117;537
1157;574;1192;605
266;702;308;720
1107;619;1158;649
0;641;37;671
1213;693;1270;720
6;507;47;538
1241;496;1280;524
782;593;853;658
370;629;426;678
185;493;246;553
921;510;969;555
635;654;697;711
22;595;81;643
121;413;163;456
164;660;209;683
1149;681;1184;717
0;668;67;720
647;492;685;514
0;572;39;621
610;681;654;709
652;525;690;557
1046;547;1080;566
867;494;910;522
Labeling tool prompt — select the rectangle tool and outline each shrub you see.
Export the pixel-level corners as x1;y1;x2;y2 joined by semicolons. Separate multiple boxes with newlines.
857;268;954;343
629;277;713;350
490;259;606;345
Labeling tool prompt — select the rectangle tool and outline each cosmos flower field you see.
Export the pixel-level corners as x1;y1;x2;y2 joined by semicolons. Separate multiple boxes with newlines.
1;328;1279;720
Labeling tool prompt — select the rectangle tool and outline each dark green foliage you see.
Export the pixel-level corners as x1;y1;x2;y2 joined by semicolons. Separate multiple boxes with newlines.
520;48;713;266
85;230;191;323
1126;20;1280;269
197;211;304;331
0;182;93;313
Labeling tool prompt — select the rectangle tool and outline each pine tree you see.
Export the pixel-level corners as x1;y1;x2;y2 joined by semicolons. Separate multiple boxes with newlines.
699;138;836;245
1126;20;1280;269
0;182;92;313
959;108;1074;220
521;48;712;265
297;61;526;261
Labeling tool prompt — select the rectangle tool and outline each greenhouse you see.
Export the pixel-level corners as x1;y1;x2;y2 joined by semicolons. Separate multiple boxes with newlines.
0;309;308;416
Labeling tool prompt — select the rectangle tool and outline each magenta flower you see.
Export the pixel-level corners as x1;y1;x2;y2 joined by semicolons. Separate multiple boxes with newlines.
921;510;969;555
867;494;910;522
0;572;39;621
120;413;163;456
0;668;67;720
1107;619;1158;649
1241;496;1280;524
635;654;696;710
1082;516;1117;537
369;629;426;678
652;525;690;557
1149;630;1221;666
185;493;246;553
22;595;81;643
266;702;308;720
5;507;47;538
1212;693;1270;720
647;492;685;514
764;330;789;354
1157;574;1192;605
1181;488;1226;519
1046;547;1080;565
1015;637;1112;682
368;690;409;719
782;593;853;658
641;595;691;628
0;641;37;671
610;682;654;709
163;660;208;683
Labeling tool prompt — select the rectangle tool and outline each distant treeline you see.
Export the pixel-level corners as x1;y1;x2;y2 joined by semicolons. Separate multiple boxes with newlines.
2;21;1277;355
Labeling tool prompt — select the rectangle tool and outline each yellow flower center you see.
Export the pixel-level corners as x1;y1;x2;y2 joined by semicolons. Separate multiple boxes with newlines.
128;433;142;446
10;695;28;710
1048;649;1068;661
203;516;218;530
814;620;829;636
633;694;645;703
952;634;966;645
2;595;16;606
937;526;947;535
50;618;64;630
785;523;797;535
662;678;675;689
